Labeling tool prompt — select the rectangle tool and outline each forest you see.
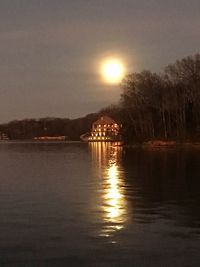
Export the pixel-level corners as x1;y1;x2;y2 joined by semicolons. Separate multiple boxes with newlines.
0;54;200;143
120;54;200;143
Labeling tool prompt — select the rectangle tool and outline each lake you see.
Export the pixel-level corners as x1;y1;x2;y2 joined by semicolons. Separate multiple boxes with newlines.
0;142;200;266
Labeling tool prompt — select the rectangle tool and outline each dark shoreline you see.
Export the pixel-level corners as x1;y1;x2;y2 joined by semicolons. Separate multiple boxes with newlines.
123;140;200;149
1;140;200;150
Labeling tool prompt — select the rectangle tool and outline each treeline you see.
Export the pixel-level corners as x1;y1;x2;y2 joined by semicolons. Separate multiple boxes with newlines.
0;114;98;140
119;54;200;143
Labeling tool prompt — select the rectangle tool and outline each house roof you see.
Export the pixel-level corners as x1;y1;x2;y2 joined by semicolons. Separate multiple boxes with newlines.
93;116;117;126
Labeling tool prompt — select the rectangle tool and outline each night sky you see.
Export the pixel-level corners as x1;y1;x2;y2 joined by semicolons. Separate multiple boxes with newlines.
0;0;199;122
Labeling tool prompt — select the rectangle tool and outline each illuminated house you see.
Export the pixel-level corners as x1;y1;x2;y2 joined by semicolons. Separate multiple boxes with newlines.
0;132;9;140
81;116;121;142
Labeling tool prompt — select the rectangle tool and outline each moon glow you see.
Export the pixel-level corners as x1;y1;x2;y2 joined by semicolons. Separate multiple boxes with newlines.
101;58;125;84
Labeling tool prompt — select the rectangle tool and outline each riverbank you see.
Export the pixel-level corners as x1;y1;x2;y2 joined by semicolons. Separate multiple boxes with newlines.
124;140;200;149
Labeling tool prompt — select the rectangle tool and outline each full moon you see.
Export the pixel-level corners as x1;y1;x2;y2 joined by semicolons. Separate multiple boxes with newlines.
101;58;125;84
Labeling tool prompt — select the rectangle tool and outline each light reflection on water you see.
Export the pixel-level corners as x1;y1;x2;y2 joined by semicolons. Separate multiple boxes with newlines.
1;143;200;266
89;142;128;239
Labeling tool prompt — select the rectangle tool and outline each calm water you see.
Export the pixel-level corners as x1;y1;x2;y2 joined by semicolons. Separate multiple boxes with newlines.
0;142;200;266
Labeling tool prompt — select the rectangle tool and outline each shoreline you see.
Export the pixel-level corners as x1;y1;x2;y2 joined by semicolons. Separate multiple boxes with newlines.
0;140;82;144
123;140;200;149
1;139;200;149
